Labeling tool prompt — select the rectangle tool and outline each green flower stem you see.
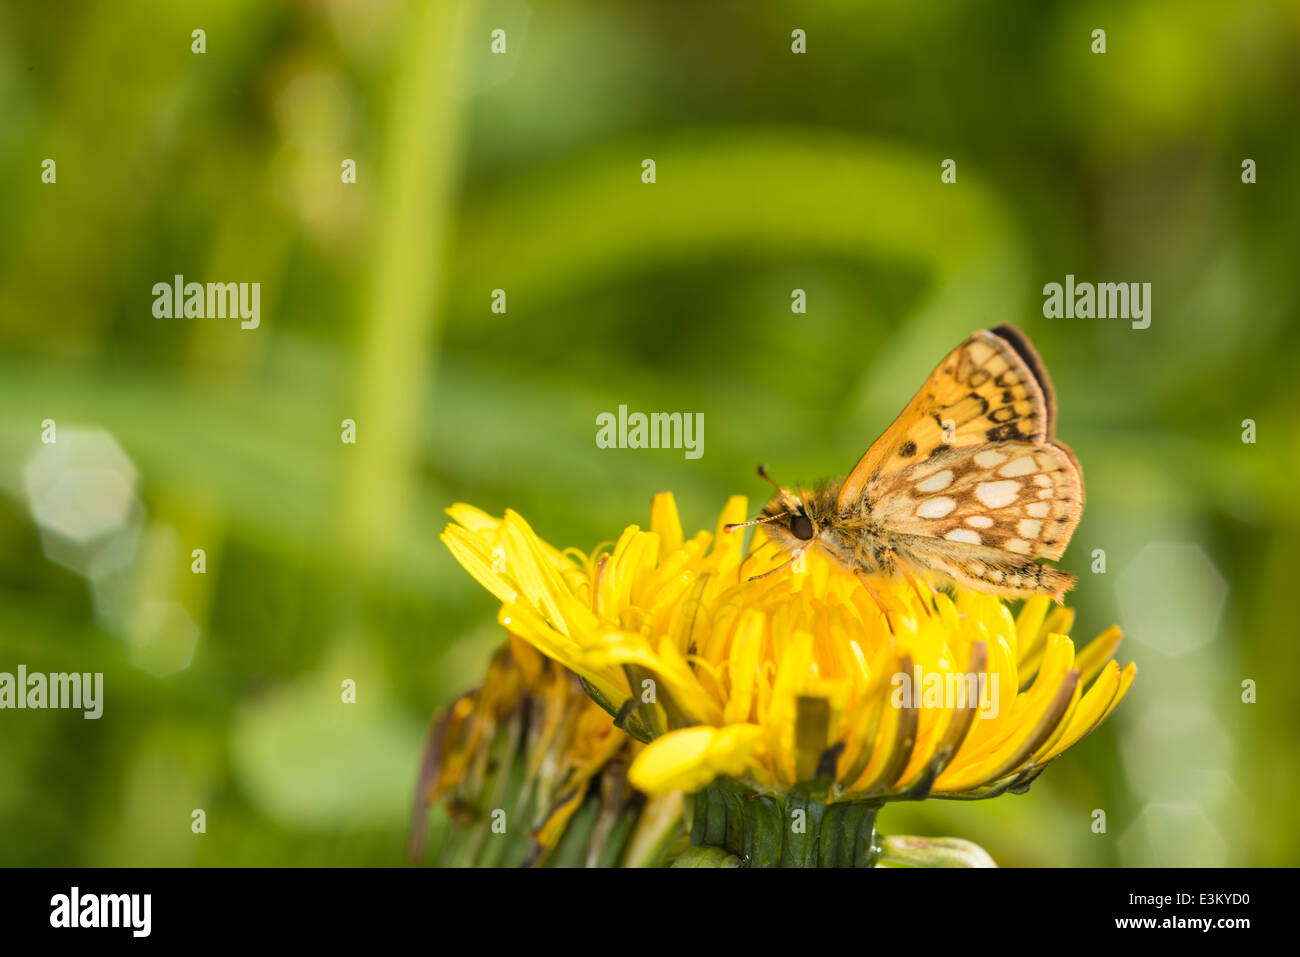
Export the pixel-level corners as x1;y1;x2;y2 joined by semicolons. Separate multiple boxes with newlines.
688;778;999;868
689;778;881;868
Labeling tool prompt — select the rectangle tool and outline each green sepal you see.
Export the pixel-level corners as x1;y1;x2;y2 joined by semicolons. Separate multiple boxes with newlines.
779;779;828;868
579;676;621;718
743;793;783;868
613;696;658;744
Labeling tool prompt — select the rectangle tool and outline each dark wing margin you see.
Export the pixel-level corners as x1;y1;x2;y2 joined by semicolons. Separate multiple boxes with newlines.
990;324;1057;435
989;323;1084;510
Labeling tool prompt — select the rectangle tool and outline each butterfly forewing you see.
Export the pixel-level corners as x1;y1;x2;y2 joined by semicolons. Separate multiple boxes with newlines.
837;327;1057;510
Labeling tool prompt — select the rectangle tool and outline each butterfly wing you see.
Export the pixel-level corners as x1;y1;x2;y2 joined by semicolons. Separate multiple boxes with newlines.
868;441;1082;598
891;533;1078;600
836;325;1083;599
837;325;1065;510
870;441;1081;561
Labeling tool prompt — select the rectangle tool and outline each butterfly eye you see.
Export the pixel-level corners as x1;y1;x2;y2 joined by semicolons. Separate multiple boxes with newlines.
790;513;814;541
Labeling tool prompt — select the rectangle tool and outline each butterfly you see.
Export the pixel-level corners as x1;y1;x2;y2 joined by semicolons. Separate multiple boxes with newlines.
728;324;1083;601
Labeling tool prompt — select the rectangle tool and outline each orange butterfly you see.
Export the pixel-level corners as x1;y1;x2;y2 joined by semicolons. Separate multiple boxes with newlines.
729;324;1083;601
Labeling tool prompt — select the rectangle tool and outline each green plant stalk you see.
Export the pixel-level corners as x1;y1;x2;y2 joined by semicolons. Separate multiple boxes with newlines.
689;777;881;869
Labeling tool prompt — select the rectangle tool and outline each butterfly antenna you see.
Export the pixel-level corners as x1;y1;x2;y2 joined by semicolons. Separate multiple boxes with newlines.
724;512;787;533
755;463;784;493
723;463;798;534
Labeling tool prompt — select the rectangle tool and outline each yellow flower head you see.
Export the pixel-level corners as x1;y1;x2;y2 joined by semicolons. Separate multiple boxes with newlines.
441;493;1135;805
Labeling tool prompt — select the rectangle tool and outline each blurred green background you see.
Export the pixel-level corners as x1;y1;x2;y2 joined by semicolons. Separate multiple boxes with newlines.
1;0;1297;866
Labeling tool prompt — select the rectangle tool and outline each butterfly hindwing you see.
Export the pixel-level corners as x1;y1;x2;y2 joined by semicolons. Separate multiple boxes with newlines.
893;534;1077;601
868;440;1082;561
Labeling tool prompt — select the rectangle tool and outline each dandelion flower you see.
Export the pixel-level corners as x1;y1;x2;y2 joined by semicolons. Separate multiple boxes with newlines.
440;492;1135;866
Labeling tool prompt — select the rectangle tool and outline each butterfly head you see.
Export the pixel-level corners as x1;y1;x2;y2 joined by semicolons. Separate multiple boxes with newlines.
724;464;825;556
756;493;818;551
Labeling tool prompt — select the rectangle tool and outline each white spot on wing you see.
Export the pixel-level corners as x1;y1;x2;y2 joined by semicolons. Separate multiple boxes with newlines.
966;515;994;528
974;450;1007;468
1017;519;1043;539
999;456;1037;478
946;528;981;545
1026;502;1050;518
1005;539;1032;555
916;469;954;493
917;497;956;519
976;480;1019;509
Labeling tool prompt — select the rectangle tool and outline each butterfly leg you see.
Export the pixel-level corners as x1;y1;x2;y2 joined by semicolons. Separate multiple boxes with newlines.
854;569;896;634
878;546;935;609
904;567;938;608
738;538;779;583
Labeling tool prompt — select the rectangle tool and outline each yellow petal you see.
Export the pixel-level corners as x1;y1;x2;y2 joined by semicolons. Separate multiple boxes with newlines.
724;609;764;724
628;725;764;795
650;491;683;556
709;496;750;565
1014;595;1051;666
1076;625;1123;686
440;525;518;605
445;502;502;536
